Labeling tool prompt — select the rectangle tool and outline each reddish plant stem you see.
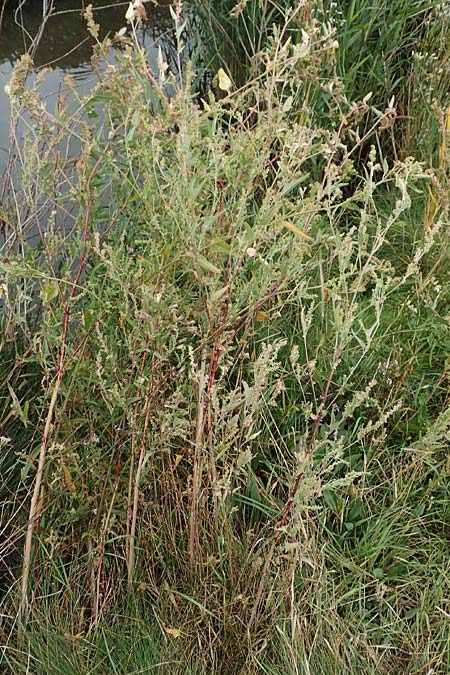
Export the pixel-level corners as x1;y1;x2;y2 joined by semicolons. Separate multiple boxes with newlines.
144;61;179;127
275;361;336;537
247;356;338;634
19;152;105;627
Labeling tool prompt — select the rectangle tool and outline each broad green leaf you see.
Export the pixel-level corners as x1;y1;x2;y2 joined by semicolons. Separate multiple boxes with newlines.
209;239;231;256
126;109;140;143
83;308;96;330
323;489;340;513
210;286;228;302
197;255;221;275
40;280;59;303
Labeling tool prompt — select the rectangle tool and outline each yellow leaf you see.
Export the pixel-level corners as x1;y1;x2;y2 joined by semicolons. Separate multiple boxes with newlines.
61;460;76;494
164;626;182;638
284;542;302;551
217;68;232;93
201;98;211;112
0;206;9;224
255;311;269;322
63;631;83;642
281;220;311;241
36;484;45;517
125;2;135;21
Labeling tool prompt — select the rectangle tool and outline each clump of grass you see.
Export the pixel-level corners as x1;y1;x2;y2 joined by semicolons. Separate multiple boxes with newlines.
190;0;288;83
193;0;446;168
0;3;449;674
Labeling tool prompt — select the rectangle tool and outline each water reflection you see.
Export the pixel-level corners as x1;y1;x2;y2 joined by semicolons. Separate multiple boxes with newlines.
0;0;188;163
0;0;202;252
0;0;175;69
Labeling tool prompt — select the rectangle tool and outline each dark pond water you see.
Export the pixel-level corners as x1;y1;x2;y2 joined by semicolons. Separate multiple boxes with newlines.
0;0;191;172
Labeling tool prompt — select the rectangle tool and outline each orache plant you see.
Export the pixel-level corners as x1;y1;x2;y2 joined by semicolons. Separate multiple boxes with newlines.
0;5;449;673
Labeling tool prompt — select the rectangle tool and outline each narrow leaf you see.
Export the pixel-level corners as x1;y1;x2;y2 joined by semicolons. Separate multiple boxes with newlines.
197;255;221;275
281;220;311;241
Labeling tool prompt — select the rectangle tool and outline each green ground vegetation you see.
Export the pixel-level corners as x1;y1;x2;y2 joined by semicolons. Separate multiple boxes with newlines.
0;1;449;673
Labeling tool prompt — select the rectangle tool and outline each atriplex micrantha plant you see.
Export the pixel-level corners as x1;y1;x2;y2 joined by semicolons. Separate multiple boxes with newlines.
1;9;449;674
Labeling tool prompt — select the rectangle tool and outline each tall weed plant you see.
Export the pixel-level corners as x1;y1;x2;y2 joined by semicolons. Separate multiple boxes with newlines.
193;0;447;165
0;3;449;674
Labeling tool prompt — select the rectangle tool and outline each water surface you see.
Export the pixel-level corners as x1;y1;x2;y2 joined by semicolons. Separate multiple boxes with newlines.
0;0;183;170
